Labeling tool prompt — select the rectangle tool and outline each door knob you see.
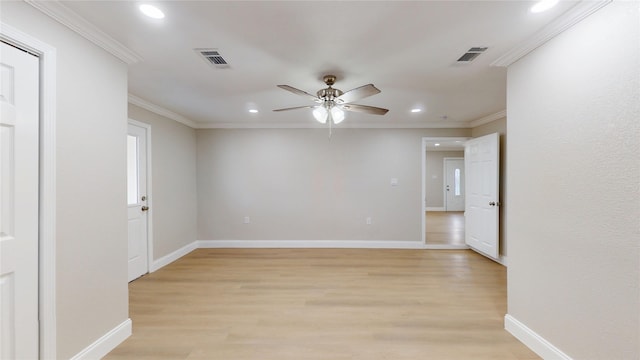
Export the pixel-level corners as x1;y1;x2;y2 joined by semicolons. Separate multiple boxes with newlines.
141;206;149;211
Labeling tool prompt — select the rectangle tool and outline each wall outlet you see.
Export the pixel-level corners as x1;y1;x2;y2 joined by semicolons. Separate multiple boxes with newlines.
243;216;250;224
366;217;372;225
390;178;398;186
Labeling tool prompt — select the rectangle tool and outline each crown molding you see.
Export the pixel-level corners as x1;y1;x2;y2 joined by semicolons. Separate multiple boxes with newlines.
128;94;199;128
491;0;612;67
127;95;472;130
468;110;506;128
25;0;143;64
195;121;471;129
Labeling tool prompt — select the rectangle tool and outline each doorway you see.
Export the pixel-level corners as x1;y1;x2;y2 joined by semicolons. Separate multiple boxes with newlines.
422;137;469;249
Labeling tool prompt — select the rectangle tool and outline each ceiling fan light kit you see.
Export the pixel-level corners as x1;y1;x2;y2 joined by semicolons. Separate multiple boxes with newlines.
274;75;388;128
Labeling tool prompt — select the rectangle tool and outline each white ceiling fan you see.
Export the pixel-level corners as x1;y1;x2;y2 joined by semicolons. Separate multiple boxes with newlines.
274;75;389;125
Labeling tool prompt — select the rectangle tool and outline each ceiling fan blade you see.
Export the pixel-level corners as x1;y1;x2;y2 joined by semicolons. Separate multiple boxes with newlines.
273;105;318;112
340;103;389;115
335;84;381;104
277;85;320;102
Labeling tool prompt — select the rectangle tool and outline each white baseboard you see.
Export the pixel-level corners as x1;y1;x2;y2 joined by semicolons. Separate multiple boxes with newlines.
70;319;131;360
148;240;426;272
504;314;571;360
150;241;197;272
425;207;445;211
423;244;469;250
197;240;426;249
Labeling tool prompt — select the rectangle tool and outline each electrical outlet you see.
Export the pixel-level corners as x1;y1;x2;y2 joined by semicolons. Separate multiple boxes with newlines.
366;217;372;225
243;216;250;224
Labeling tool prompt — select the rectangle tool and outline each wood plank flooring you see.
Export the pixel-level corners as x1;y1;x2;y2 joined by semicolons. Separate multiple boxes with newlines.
426;211;466;245
105;249;538;360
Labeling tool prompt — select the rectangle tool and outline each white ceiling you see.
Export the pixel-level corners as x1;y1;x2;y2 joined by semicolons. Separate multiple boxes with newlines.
58;0;579;128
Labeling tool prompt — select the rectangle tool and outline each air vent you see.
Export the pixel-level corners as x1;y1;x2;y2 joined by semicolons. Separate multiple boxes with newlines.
457;47;488;62
195;48;230;68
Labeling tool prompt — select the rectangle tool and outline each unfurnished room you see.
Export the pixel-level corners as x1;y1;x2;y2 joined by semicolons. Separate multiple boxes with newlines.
0;1;638;359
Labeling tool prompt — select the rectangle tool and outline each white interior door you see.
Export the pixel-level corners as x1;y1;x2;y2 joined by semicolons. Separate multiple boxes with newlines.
127;123;149;282
0;42;39;359
465;133;500;260
444;158;465;211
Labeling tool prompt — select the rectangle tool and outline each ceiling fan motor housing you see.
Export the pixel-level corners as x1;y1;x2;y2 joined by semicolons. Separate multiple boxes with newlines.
317;75;343;102
317;87;343;101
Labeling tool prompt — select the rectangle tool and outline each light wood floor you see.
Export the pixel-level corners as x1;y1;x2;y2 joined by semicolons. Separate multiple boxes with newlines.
426;211;465;245
106;249;538;360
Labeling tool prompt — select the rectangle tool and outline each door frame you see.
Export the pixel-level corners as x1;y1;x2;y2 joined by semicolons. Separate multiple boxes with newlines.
1;22;57;358
421;137;469;249
128;119;153;275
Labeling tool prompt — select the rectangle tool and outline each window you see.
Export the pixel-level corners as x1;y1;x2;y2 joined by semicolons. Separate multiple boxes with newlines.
127;135;139;205
454;168;461;196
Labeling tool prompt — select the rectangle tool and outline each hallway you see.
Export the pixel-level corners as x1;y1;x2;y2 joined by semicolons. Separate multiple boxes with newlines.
425;211;465;246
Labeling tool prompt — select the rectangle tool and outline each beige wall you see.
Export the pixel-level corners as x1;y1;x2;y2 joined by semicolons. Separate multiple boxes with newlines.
506;1;639;358
197;128;470;242
1;2;129;359
425;151;464;208
472;117;507;257
128;104;198;260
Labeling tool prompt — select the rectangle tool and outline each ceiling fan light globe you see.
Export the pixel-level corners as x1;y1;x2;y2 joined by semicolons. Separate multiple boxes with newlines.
331;107;345;124
313;107;328;124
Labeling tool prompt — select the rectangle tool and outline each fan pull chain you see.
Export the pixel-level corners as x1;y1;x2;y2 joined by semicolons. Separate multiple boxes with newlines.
328;110;333;139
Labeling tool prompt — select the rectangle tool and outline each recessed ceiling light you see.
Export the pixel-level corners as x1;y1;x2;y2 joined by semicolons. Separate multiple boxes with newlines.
139;4;165;19
248;109;258;113
434;143;440;147
530;0;559;13
411;108;422;113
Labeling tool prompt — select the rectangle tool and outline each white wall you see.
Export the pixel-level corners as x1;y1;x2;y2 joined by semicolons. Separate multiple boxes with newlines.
425;150;464;208
1;2;129;359
197;128;470;242
506;1;639;358
128;104;198;260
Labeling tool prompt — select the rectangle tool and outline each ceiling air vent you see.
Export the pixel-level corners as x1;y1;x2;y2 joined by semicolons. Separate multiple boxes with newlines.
195;48;230;68
457;47;488;62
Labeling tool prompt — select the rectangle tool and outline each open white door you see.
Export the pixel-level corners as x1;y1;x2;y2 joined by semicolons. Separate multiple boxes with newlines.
127;123;149;282
0;42;39;359
465;133;500;260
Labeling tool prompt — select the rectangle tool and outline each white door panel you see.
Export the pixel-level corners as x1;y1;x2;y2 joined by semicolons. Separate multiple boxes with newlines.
127;123;148;282
444;158;465;211
465;133;499;260
0;42;39;359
